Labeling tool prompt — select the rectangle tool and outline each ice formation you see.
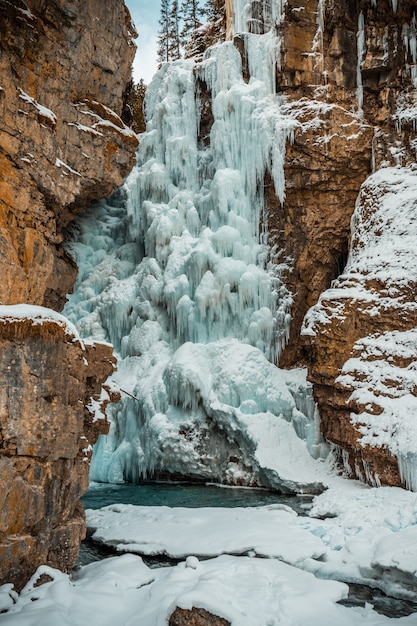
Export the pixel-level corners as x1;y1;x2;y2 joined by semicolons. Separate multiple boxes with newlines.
64;0;330;491
356;11;365;113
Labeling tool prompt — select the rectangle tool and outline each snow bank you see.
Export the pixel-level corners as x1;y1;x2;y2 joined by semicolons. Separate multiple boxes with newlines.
86;503;325;562
2;552;415;625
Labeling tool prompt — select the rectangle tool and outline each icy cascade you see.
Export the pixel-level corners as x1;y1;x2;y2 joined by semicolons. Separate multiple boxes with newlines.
233;0;286;35
64;0;328;491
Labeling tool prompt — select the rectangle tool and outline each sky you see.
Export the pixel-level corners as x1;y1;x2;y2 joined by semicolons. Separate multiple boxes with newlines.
125;0;159;84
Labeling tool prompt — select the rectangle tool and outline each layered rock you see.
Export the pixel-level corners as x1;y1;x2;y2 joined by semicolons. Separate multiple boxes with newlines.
0;308;118;589
292;0;417;489
269;0;417;364
0;0;138;309
169;607;230;626
303;168;417;489
0;0;137;588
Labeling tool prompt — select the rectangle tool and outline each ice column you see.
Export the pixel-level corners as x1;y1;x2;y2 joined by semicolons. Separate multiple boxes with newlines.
356;11;365;114
312;0;326;82
403;14;417;88
232;0;286;35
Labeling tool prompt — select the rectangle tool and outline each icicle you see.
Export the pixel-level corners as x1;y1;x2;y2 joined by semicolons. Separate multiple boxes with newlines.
312;0;325;83
398;452;417;492
232;0;287;35
361;460;382;488
341;448;353;476
356;11;365;114
402;14;417;87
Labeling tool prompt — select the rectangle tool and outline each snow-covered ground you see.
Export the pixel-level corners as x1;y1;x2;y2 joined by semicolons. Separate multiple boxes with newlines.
84;479;417;601
2;478;417;625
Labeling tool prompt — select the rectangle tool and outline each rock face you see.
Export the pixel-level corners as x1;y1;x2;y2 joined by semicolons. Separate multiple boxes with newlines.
0;0;138;309
268;0;417;487
0;312;118;589
169;607;230;626
303;168;417;489
0;0;137;588
268;0;417;365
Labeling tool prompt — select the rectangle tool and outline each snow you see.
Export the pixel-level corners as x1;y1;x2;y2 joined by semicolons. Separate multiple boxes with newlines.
86;503;325;562
55;158;81;177
3;480;417;624
0;555;352;626
82;480;417;603
18;89;57;125
75;102;138;139
66;121;104;137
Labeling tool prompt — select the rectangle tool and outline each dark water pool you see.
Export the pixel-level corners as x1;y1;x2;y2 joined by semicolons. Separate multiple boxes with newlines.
78;480;312;568
82;480;312;513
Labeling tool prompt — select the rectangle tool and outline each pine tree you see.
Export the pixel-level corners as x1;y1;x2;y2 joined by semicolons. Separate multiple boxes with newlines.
168;0;181;61
126;79;147;134
205;0;226;24
157;0;171;66
179;0;205;56
201;0;226;49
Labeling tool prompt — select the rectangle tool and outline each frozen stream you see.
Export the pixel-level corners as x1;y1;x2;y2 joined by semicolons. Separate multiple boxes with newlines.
78;482;417;620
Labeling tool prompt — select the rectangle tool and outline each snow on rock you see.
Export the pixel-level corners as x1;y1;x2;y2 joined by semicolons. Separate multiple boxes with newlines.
302;167;417;489
0;304;80;338
304;167;417;339
18;89;57;125
336;329;417;489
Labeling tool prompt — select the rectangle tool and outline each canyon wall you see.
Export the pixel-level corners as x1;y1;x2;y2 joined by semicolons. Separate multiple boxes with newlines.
269;0;417;487
0;0;137;588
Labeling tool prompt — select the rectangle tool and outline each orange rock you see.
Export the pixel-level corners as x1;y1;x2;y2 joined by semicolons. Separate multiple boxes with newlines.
0;0;136;589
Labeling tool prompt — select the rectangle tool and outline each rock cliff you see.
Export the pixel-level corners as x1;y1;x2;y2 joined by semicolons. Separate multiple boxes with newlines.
0;0;138;309
0;0;137;588
303;167;417;488
268;0;417;488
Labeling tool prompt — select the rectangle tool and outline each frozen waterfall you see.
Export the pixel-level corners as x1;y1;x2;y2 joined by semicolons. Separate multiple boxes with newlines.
64;0;330;492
